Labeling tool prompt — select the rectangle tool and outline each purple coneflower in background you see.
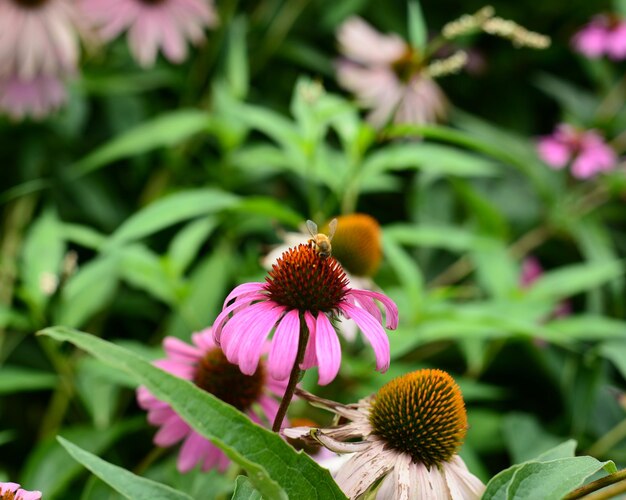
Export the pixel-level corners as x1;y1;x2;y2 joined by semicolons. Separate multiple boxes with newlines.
537;124;617;179
336;17;448;128
137;328;287;473
214;243;398;386
0;0;82;80
0;482;41;500
0;74;67;120
572;15;626;60
284;369;485;499
82;0;219;68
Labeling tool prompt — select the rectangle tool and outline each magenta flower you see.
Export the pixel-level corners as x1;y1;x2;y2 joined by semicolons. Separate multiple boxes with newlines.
336;17;447;128
82;0;219;68
0;482;41;500
573;15;626;60
0;73;67;120
137;328;288;473
0;0;83;80
537;124;617;179
213;243;398;386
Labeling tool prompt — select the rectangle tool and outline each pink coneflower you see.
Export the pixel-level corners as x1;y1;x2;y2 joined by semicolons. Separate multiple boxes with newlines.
0;482;42;500
336;17;448;128
214;242;398;386
0;73;66;120
537;124;617;179
572;15;626;60
137;328;288;473
0;0;82;79
284;369;485;499
82;0;218;68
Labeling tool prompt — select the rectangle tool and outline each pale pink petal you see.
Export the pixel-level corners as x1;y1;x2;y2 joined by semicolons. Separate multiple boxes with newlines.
17;491;43;500
315;313;342;385
255;394;281;426
153;414;190;446
537;136;571;168
163;336;203;362
267;309;300;380
572;23;608;58
202;444;228;472
443;456;486;499
340;302;390;372
300;311;318;369
192;327;216;351
147;405;177;426
337;17;406;65
177;431;211;472
153;359;195;379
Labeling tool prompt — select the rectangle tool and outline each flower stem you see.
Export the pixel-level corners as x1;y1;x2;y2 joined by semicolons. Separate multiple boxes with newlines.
272;315;309;432
563;468;626;500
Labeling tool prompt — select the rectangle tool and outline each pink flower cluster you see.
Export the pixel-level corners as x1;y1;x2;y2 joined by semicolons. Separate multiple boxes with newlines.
537;124;617;179
0;0;217;120
572;15;626;60
0;482;41;500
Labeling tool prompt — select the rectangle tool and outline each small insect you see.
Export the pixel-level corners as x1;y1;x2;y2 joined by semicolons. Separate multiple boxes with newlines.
306;218;338;258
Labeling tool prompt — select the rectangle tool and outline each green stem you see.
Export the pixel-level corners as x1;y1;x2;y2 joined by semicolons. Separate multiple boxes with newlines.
272;315;309;432
563;468;626;500
587;419;626;458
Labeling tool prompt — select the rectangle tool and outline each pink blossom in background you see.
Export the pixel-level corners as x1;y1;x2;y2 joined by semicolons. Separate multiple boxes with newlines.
82;0;219;68
537;124;617;179
0;73;67;120
573;15;626;60
137;328;287;473
0;482;42;500
214;244;398;386
336;17;447;128
521;257;571;318
0;0;83;79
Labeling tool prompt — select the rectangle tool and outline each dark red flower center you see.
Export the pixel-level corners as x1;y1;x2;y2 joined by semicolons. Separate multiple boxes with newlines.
369;369;468;467
265;243;349;315
193;348;265;412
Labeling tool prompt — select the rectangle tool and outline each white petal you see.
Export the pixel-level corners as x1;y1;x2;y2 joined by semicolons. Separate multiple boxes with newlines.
442;456;486;500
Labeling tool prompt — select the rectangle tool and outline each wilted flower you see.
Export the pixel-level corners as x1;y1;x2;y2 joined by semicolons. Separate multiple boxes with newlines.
336;17;448;128
137;328;287;473
214;242;398;386
83;0;219;67
572;15;626;60
537;124;617;179
0;74;67;120
284;369;485;499
0;0;83;80
0;482;42;500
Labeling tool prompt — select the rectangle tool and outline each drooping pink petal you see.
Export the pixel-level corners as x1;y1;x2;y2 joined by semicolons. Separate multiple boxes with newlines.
267;309;300;380
340;302;390;372
220;301;277;362
314;313;342;385
337;17;406;66
255;394;282;426
222;282;266;307
350;289;399;329
178;431;212;472
202;444;228;472
238;305;287;375
163;336;203;362
153;414;190;446
300;311;318;369
212;292;265;341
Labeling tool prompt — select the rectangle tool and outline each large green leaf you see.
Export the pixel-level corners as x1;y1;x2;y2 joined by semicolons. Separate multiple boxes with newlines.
598;340;626;379
232;476;263;500
104;188;238;250
70;110;210;176
58;437;193;500
384;223;483;252
543;315;626;341
39;327;346;500
119;245;178;305
407;1;427;49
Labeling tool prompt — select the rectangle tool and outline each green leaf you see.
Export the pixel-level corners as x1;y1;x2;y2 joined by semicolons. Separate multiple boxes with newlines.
105;188;238;250
20;210;65;316
232;197;303;227
167;217;218;278
0;366;57;395
526;261;623;302
62;223;107;250
56;254;119;328
616;0;626;17
226;16;249;99
384;223;482;252
502;413;566;463
70;110;210;176
471;240;518;299
119;245;177;305
39;327;346;500
408;1;427;50
232;476;263;500
58;437;193;500
534;73;597;123
544;315;626;341
598;340;626;379
21;420;141;498
361;143;498;181
382;234;423;315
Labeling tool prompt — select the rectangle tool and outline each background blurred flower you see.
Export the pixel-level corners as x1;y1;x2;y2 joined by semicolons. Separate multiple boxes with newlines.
537;124;617;179
82;0;219;67
0;0;83;79
521;257;571;318
137;328;287;473
214;243;398;386
284;370;484;499
0;482;41;500
336;16;447;128
0;73;67;120
573;15;626;60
